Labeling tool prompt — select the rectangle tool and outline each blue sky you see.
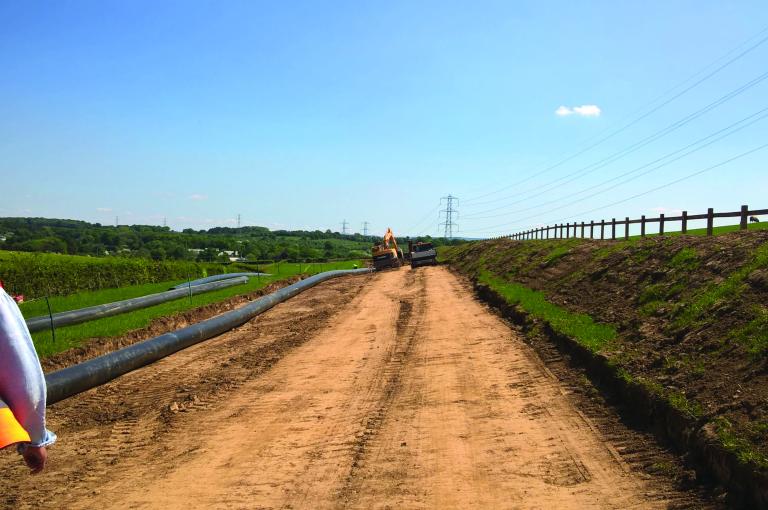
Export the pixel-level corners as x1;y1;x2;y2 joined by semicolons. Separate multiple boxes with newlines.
1;1;767;237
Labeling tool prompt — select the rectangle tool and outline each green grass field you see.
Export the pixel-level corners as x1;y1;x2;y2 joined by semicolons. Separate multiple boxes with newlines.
28;259;365;358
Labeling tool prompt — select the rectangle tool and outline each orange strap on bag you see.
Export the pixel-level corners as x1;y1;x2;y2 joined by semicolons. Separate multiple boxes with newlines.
0;405;30;449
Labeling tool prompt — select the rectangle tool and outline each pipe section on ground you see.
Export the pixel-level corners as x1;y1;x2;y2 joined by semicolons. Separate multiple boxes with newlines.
27;277;249;333
45;268;371;404
169;272;268;290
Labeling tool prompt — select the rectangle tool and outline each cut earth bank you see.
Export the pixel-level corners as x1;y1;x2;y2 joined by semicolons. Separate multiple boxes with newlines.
442;231;768;508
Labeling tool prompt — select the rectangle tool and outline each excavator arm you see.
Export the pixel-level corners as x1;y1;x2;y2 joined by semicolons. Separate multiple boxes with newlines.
383;228;399;252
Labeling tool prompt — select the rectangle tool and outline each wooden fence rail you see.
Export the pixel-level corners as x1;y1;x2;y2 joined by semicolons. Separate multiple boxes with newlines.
494;205;768;241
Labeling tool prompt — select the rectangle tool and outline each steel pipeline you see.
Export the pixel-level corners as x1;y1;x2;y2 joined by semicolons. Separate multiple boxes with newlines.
45;268;371;404
169;272;268;290
27;276;249;333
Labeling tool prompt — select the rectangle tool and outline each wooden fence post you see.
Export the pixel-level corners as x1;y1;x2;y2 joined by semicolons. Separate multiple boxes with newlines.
659;214;665;236
740;204;749;230
600;220;605;240
624;217;629;240
580;221;585;238
566;223;570;238
707;208;714;236
682;211;688;234
590;221;594;239
611;218;616;240
641;215;646;237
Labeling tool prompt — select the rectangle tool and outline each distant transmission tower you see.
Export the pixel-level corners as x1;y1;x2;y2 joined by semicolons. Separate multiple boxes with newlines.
340;219;349;235
362;221;369;236
439;195;459;238
237;213;241;228
163;217;167;228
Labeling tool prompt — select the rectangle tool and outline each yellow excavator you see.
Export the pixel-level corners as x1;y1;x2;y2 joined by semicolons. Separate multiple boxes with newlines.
372;228;404;270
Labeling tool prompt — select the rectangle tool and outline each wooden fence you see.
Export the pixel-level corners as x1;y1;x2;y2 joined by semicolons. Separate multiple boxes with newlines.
495;205;768;241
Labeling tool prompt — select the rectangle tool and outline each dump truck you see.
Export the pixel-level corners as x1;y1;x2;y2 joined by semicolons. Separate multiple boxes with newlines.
372;228;404;270
409;240;437;268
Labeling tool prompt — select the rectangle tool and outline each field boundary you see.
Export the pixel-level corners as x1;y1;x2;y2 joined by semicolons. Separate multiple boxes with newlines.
497;204;768;241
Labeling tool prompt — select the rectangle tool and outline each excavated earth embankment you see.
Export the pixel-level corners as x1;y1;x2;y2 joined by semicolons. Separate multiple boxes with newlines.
443;231;768;508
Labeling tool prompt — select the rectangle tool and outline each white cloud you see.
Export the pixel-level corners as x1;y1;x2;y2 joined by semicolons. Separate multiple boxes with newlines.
555;104;601;117
189;194;208;201
96;207;112;212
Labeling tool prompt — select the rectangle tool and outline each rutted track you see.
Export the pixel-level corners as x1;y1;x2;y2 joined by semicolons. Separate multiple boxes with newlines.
0;267;717;508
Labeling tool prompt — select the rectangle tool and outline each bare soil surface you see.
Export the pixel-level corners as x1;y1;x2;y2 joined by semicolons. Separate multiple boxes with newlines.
0;267;715;508
445;232;768;462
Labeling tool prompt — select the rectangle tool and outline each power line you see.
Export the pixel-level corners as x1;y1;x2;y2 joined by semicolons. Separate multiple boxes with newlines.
463;68;768;216
472;141;768;236
405;204;441;235
462;25;768;204
439;195;459;238
464;105;768;224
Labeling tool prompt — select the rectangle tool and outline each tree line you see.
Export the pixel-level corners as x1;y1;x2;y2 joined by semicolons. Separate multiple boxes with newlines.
0;217;463;262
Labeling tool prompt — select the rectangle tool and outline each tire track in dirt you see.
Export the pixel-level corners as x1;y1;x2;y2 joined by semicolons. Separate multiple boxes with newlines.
338;268;426;505
511;324;720;508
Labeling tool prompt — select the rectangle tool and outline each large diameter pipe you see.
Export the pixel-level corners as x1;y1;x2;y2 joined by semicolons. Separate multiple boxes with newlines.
169;272;268;290
26;276;249;333
45;268;371;404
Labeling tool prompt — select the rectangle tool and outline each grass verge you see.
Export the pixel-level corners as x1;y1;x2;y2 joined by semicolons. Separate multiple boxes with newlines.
29;260;364;358
478;270;616;352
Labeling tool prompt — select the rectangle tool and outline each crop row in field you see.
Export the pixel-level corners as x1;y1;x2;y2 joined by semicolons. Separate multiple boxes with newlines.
0;250;228;299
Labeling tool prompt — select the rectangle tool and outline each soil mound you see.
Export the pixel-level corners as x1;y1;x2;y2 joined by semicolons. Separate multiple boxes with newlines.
445;232;768;470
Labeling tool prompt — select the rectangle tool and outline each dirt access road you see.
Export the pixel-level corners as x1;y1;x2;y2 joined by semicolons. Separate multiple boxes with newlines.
0;267;713;509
